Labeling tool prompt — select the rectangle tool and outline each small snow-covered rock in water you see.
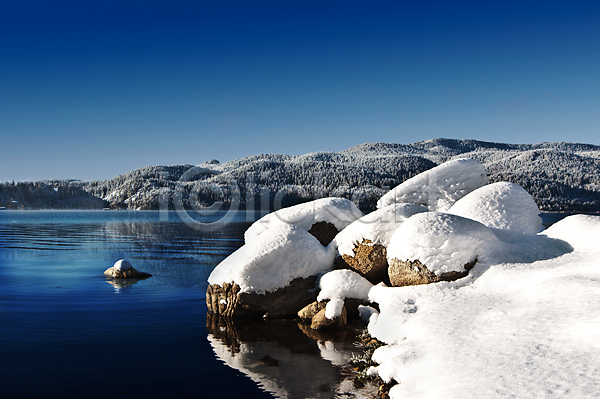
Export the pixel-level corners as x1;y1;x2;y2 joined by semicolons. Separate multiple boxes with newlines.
377;158;488;211
387;212;501;286
244;197;363;245
448;181;542;235
331;204;428;283
104;259;151;279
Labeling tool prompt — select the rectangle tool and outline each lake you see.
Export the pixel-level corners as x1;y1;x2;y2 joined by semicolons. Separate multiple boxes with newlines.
0;210;364;399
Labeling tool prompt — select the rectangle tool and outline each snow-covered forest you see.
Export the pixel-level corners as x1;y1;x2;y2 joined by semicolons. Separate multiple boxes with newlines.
2;138;599;211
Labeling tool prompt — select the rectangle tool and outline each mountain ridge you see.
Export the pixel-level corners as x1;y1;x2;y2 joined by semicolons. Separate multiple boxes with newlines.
1;138;599;212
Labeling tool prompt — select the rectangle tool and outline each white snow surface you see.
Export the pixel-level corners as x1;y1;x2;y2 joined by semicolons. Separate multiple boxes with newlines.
448;181;542;234
376;158;488;211
331;203;428;257
386;212;501;275
366;215;600;398
244;197;363;242
317;269;373;302
325;298;345;319
113;259;132;270
208;223;335;294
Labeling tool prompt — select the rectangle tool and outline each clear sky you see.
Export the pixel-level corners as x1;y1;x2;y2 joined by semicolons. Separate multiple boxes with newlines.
1;0;599;182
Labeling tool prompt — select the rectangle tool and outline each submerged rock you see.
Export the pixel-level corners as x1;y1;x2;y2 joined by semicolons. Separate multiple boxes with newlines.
103;259;151;279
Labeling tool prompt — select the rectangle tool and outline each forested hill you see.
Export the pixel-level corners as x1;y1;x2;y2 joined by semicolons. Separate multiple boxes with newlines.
2;138;600;212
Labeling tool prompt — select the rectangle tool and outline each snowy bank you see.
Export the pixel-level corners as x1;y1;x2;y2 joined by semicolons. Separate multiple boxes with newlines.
366;215;600;398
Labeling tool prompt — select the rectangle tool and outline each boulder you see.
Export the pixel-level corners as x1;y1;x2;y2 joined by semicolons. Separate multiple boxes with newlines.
244;197;362;242
307;221;339;246
335;239;389;284
377;158;488;211
298;300;327;321
388;258;477;287
310;304;348;330
103;259;151;279
206;276;319;319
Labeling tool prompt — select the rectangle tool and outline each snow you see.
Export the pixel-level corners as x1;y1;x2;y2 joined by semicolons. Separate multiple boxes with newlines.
324;298;345;319
317;269;373;302
386;212;501;275
317;269;374;319
113;259;132;270
208;223;335;294
331;203;428;257
377;158;488;211
365;215;600;398
244;197;363;242
358;305;379;323
448;181;542;234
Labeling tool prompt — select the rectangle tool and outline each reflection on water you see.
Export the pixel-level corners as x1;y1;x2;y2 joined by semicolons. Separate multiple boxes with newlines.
105;275;152;292
207;313;364;399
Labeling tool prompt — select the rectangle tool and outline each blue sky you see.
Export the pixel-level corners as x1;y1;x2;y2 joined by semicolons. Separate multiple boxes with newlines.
1;1;599;182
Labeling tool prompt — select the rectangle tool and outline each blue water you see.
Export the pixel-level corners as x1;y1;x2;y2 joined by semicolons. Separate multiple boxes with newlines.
0;210;273;399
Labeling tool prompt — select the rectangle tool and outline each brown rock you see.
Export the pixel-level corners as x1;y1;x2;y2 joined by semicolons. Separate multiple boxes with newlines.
307;221;339;246
206;275;319;319
103;267;151;279
388;258;477;287
310;304;347;330
298;300;327;321
336;239;389;284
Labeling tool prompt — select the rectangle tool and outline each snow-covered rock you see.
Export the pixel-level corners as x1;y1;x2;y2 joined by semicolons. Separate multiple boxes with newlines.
331;203;428;257
448;181;542;235
317;269;373;303
330;203;427;284
209;223;335;294
103;259;151;279
387;212;500;284
377;158;488;211
244;197;362;243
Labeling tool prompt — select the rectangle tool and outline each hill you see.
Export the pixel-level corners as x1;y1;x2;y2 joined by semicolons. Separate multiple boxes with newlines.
2;138;599;212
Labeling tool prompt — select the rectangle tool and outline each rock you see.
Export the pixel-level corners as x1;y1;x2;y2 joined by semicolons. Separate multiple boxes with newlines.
335;239;389;284
206;276;319;319
103;259;152;279
298;300;327;321
388;258;477;287
310;304;347;330
307;221;339;246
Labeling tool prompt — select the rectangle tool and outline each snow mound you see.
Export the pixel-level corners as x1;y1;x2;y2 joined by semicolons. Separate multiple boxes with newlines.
317;269;373;302
377;158;488;211
245;197;363;242
542;214;600;252
387;212;501;275
448;182;542;234
208;223;335;294
331;203;428;257
366;214;600;398
113;259;132;270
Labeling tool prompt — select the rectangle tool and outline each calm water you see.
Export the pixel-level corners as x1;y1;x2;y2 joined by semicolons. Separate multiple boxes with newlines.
0;210;278;399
